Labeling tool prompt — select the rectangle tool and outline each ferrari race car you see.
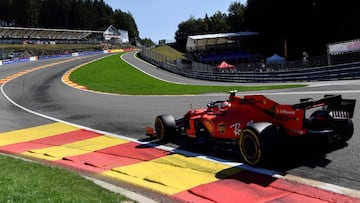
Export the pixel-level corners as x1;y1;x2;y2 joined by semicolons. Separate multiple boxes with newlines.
147;91;356;166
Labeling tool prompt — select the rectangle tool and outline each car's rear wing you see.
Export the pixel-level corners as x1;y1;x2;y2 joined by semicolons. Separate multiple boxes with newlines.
292;95;356;118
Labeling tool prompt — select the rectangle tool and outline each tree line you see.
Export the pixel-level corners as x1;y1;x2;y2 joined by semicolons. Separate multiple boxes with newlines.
175;0;359;59
0;0;139;42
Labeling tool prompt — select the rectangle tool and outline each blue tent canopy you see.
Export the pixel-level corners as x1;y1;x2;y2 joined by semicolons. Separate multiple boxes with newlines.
266;54;285;64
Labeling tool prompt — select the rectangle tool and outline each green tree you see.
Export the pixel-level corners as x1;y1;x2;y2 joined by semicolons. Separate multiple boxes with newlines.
94;0;115;27
141;38;155;47
113;10;139;41
208;11;230;33
227;2;246;32
0;0;12;24
245;0;360;57
175;16;207;51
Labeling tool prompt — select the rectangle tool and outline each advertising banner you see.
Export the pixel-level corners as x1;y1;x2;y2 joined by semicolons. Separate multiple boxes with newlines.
328;39;360;55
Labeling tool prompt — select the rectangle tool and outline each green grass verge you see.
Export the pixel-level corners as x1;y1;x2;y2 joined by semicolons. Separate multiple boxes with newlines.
70;54;305;95
0;155;130;202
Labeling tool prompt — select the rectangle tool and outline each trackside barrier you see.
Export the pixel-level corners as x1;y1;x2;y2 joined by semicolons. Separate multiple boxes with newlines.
140;48;360;83
0;48;137;67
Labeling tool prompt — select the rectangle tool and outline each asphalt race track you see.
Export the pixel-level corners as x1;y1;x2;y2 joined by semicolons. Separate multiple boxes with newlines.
1;52;360;201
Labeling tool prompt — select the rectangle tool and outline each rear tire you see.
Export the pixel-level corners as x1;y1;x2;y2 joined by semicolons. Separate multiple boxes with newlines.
337;119;354;143
155;114;176;142
308;110;354;144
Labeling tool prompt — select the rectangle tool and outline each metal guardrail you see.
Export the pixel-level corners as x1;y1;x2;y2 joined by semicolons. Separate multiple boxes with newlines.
140;48;360;83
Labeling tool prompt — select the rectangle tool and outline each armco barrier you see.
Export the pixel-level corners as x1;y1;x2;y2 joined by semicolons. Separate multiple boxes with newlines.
140;49;360;83
0;49;136;67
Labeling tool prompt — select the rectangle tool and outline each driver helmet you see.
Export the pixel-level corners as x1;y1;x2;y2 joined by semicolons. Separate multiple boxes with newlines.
220;101;230;109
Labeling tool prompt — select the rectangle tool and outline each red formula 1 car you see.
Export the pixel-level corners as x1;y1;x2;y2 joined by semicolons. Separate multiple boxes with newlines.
147;91;356;165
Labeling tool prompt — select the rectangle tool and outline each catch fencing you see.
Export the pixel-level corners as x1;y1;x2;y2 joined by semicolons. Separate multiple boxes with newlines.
140;48;360;83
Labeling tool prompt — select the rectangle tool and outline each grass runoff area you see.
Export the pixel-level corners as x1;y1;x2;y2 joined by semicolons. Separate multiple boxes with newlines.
0;155;129;202
70;53;305;95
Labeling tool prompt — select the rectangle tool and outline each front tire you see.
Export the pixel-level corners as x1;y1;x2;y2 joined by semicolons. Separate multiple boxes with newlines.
239;128;262;165
155;114;176;142
239;124;279;166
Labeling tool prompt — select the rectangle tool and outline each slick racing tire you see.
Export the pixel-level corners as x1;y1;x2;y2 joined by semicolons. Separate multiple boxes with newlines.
239;124;279;166
155;114;176;142
239;128;263;165
309;110;354;144
338;119;354;143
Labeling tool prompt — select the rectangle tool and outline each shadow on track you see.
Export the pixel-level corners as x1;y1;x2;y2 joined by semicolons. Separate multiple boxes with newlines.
136;133;349;175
